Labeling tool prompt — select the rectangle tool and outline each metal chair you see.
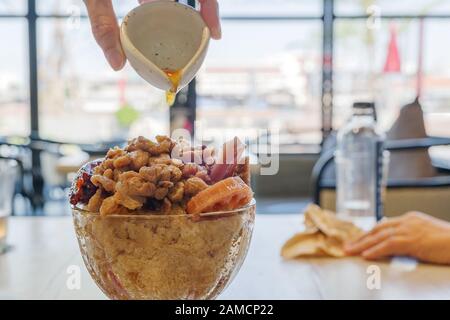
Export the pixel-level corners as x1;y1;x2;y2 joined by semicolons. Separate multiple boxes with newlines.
311;136;450;220
0;136;126;215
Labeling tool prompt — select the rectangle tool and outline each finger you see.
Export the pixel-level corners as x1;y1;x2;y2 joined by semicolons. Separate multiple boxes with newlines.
347;230;369;245
84;0;125;70
350;217;403;246
362;236;406;260
345;218;399;249
199;0;221;39
370;216;404;234
345;228;393;255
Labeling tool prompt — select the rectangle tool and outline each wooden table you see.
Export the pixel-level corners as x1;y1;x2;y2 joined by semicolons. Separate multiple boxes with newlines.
1;215;450;300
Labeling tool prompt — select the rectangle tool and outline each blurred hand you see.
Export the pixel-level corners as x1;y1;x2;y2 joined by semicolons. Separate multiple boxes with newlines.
84;0;221;71
345;211;450;265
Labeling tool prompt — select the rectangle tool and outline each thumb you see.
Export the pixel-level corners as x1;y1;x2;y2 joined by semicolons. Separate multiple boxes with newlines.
199;0;221;39
84;0;126;70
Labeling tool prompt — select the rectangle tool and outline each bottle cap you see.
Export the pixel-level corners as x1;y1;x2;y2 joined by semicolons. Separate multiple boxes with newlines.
352;102;377;121
353;102;375;109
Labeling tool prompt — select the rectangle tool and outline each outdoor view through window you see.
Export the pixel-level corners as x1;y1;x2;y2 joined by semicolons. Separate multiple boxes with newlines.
0;0;449;148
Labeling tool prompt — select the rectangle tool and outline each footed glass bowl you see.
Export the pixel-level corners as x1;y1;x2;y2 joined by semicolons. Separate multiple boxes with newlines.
72;200;255;300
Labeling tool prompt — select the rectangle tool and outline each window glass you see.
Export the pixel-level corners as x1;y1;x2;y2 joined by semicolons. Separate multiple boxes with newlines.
0;0;27;15
0;19;29;137
37;0;135;16
220;0;322;17
334;19;418;131
197;20;323;149
38;19;169;143
37;0;323;17
336;0;450;16
421;20;450;137
334;18;450;137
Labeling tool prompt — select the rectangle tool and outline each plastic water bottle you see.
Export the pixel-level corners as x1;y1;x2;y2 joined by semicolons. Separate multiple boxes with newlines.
336;102;385;220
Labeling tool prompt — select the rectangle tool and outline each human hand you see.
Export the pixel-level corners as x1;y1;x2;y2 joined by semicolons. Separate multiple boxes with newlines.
84;0;221;71
345;211;450;265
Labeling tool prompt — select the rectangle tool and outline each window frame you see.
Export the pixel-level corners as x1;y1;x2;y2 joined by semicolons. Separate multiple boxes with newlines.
1;1;450;145
1;0;450;178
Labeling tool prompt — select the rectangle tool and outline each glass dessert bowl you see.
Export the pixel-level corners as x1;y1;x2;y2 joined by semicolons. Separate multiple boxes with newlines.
72;200;255;300
69;135;255;299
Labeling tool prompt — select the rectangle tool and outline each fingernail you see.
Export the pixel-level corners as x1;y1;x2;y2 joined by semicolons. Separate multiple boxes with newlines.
105;48;124;70
210;24;221;40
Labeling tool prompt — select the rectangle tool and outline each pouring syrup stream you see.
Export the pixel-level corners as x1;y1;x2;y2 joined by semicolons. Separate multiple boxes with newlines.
163;69;182;106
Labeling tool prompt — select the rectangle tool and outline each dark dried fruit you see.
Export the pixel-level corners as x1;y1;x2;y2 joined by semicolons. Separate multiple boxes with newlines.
69;159;102;205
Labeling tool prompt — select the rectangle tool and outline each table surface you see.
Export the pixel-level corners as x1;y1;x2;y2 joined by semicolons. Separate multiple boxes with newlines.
1;215;450;300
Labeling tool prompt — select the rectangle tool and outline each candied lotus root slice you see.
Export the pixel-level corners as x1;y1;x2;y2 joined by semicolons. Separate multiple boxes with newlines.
186;176;253;215
69;159;103;205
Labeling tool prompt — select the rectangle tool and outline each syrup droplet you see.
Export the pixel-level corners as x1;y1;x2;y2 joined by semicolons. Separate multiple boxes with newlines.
163;69;182;106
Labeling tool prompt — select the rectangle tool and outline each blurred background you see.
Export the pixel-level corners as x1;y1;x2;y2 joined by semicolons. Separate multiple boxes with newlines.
1;0;449;216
